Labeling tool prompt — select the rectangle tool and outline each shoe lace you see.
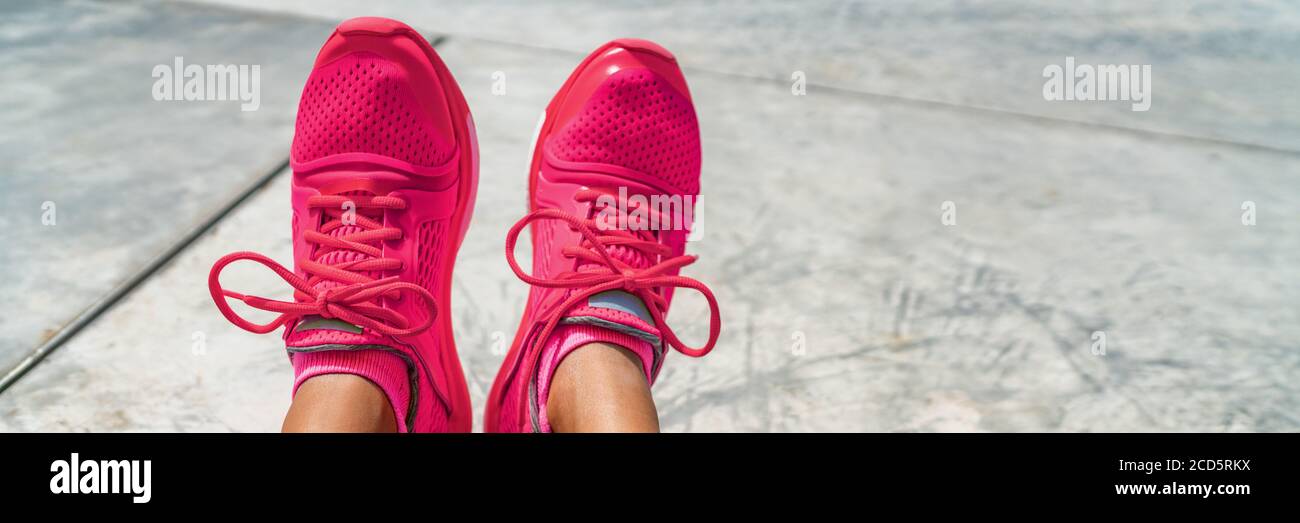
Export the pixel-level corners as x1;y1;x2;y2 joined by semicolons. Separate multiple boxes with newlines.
505;188;721;363
208;194;436;337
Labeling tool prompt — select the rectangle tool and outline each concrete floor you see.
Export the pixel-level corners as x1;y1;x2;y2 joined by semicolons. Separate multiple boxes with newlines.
0;0;333;378
0;0;1296;432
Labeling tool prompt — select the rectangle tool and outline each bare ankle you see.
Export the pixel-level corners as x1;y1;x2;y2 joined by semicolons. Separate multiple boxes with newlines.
546;342;659;433
283;374;397;433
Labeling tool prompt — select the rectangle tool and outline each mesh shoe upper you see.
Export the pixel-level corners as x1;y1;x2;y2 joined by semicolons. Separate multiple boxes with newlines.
546;68;701;194
293;52;455;168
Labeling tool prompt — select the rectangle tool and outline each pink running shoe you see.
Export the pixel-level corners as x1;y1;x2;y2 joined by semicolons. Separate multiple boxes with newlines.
208;17;477;432
486;39;721;432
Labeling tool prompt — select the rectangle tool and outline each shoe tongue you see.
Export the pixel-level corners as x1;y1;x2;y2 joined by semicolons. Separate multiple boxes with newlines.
576;243;652;274
576;194;656;273
559;290;659;343
284;314;395;348
563;197;662;334
312;190;385;293
581;290;653;323
286;190;392;348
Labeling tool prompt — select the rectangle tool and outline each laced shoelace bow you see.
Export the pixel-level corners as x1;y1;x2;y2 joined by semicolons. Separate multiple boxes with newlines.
505;188;721;410
209;194;436;337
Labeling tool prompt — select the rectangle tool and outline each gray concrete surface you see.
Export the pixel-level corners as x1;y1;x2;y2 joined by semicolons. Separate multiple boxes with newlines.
0;0;335;381
194;0;1300;151
0;1;1297;432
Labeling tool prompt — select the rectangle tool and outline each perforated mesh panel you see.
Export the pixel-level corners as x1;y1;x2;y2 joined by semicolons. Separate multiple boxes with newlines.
414;219;447;293
546;69;701;194
292;53;451;167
